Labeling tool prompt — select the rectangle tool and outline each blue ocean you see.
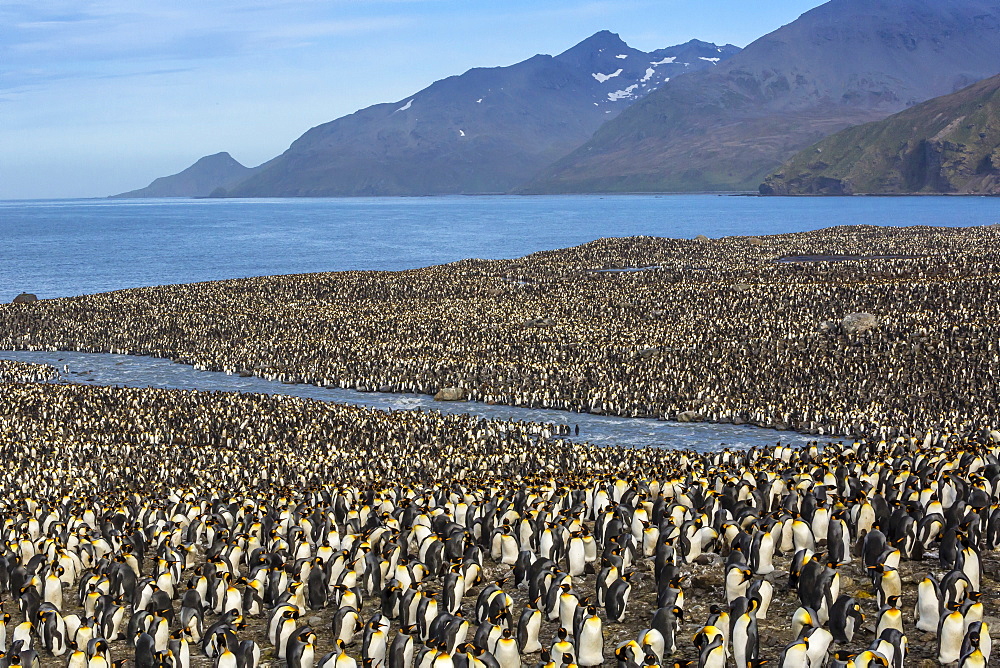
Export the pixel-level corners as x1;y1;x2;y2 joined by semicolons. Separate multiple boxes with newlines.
2;195;997;450
3;195;998;299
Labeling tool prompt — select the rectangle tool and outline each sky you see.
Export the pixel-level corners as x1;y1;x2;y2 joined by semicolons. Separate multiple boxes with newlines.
1;0;824;200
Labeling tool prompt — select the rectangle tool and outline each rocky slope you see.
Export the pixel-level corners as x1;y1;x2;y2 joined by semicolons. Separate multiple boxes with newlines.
524;0;1000;193
215;33;738;197
760;73;1000;195
112;152;256;198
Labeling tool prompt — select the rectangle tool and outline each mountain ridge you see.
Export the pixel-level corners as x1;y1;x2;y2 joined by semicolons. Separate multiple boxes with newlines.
523;0;1000;194
113;152;256;199
221;32;738;197
760;73;1000;195
111;32;738;198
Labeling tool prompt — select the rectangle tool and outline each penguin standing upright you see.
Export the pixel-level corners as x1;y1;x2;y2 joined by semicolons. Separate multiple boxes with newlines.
870;565;901;608
575;609;603;667
877;628;907;668
747;579;773;620
778;640;809;668
802;627;834;668
939;602;966;664
275;611;299;660
549;628;575;665
963;621;992;663
696;633;726;668
307;560;328;610
875;596;903;637
362;616;390;668
826;512;851;566
517;600;542;654
725;565;752;605
492;629;520;668
829;595;864;644
287;629;318;668
731;598;759;668
37;608;66;656
915;576;941;633
388;626;416;668
605;575;631;624
568;533;587;576
332;608;362;646
749;532;774;576
651;606;684;656
959;632;987;668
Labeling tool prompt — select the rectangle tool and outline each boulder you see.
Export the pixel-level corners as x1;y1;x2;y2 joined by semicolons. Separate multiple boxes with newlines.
747;237;766;246
676;410;700;423
434;387;467;402
693;234;710;243
841;312;879;335
12;293;38;304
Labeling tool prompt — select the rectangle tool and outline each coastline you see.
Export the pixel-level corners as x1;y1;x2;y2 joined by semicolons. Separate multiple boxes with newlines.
3;223;999;441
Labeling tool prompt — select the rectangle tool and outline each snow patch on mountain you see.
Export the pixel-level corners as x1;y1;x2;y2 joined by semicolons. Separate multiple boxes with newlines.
592;69;623;83
608;84;640;101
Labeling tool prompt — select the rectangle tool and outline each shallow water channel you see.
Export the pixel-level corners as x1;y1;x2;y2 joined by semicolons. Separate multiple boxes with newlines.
0;350;814;452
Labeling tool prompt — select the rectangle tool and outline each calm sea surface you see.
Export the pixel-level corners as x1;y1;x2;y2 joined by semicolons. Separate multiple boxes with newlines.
1;195;996;450
2;195;998;299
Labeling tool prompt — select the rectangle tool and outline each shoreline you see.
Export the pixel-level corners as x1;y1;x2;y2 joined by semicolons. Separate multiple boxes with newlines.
3;224;999;441
0;348;816;451
0;343;857;439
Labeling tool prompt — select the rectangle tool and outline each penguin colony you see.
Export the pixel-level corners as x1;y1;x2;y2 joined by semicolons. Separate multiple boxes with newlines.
0;361;58;384
0;380;998;668
2;225;1000;439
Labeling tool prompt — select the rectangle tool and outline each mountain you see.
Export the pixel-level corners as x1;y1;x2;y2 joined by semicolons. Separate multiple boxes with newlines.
217;33;739;197
112;152;256;198
524;0;1000;194
760;74;1000;195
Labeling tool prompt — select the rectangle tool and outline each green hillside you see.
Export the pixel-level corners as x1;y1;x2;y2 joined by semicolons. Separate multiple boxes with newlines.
761;73;1000;195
